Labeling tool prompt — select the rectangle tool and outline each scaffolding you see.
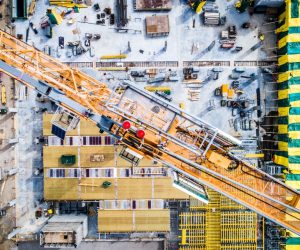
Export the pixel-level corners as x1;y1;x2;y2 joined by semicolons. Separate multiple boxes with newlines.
179;190;258;250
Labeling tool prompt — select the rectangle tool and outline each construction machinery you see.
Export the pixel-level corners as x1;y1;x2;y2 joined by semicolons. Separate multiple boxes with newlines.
0;30;299;235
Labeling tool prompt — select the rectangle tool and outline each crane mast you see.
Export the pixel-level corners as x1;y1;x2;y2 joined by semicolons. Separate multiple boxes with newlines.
0;30;299;235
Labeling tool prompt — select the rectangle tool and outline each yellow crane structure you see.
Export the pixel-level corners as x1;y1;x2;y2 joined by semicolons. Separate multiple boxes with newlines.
0;30;299;235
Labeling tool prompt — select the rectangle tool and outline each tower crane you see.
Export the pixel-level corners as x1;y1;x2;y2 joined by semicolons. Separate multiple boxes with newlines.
0;30;299;235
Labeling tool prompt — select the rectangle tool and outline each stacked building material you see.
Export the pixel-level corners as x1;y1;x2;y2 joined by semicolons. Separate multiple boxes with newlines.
145;15;170;37
203;11;220;25
202;0;220;25
134;0;172;11
28;0;36;16
49;1;87;8
116;0;128;27
100;54;127;59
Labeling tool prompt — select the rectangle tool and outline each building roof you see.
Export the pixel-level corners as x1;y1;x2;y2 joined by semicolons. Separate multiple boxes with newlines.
98;210;170;232
146;15;169;35
43;114;187;201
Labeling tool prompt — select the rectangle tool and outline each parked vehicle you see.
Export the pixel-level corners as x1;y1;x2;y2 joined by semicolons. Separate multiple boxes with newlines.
0;107;7;114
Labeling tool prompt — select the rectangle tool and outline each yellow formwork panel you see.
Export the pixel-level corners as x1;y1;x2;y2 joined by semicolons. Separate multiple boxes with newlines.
178;189;258;250
181;229;187;245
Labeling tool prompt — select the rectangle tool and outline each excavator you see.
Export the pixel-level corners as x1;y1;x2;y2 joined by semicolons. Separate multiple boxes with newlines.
0;30;299;235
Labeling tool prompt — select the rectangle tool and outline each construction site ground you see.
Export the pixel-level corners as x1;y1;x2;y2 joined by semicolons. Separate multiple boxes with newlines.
0;0;280;249
13;0;277;138
0;62;17;249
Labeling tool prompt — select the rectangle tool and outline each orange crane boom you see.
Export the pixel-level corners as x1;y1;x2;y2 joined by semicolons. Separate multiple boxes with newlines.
0;30;299;235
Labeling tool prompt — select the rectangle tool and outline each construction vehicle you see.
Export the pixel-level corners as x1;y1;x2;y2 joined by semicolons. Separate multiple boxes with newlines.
0;107;7;114
1;84;6;105
0;30;299;235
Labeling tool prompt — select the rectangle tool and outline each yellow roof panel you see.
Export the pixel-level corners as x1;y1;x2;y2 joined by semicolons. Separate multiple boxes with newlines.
44;178;80;200
98;210;170;232
98;210;133;232
79;119;101;135
79;178;116;200
44;177;188;200
135;210;170;231
43;146;78;168
153;178;189;199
